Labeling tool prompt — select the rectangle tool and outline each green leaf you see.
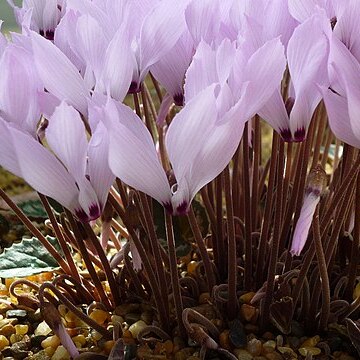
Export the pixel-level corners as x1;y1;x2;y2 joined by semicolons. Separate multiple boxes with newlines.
0;236;61;278
18;199;48;219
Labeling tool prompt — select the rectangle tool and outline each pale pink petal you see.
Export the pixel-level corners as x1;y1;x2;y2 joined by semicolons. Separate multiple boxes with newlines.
334;0;360;62
321;86;360;148
0;44;41;135
96;25;134;101
37;91;61;119
239;38;286;119
31;31;90;115
330;37;360;140
6;122;80;212
258;90;291;141
150;31;194;105
46;102;88;182
139;0;187;81
54;10;85;72
75;14;107;80
287;12;330;95
87;121;115;209
0;22;7;56
185;0;221;46
290;193;320;256
288;0;326;22
103;99;171;208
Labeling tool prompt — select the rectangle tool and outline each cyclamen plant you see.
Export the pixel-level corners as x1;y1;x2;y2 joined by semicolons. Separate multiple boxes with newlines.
2;0;360;358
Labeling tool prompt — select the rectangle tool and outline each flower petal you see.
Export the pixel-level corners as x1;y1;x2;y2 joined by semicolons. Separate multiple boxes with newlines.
103;99;171;207
46;102;88;182
31;31;90;115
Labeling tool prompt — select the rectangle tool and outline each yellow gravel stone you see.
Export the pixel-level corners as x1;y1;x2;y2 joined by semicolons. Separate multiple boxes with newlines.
239;292;256;304
89;309;109;325
15;324;28;335
103;340;115;354
72;334;87;347
299;347;321;356
44;346;56;357
51;345;70;360
35;321;52;336
300;335;320;347
0;334;9;351
41;335;61;349
128;320;147;339
10;333;23;344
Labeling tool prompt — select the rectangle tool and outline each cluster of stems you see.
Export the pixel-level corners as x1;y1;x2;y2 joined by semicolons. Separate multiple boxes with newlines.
2;76;360;356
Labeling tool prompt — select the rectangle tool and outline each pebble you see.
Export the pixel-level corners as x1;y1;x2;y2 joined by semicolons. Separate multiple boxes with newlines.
89;309;109;325
264;353;283;360
72;334;87;347
198;292;211;304
15;324;28;335
29;349;52;359
0;323;15;336
229;319;247;347
300;335;320;347
6;309;27;319
240;304;257;322
239;292;256;304
247;338;262;356
298;347;321;356
219;329;231;350
128;320;148;338
0;334;9;350
41;335;61;349
34;321;52;336
262;340;276;353
233;348;253;360
278;346;298;358
51;345;70;360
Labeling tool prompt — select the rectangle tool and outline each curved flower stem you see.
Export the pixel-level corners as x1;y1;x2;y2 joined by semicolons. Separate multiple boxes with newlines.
255;132;278;288
224;166;237;319
138;192;169;314
38;193;80;283
345;172;360;300
261;139;285;329
251;115;261;231
0;187;71;274
182;308;220;339
165;212;186;339
188;206;216;292
242;123;253;290
52;274;95;303
215;174;226;279
65;210;112;310
83;223;120;307
109;194;170;332
39;283;112;339
313;206;330;331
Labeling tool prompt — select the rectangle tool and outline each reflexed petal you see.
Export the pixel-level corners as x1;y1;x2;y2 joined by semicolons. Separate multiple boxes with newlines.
185;0;221;45
0;44;41;135
96;26;134;101
334;0;360;62
166;85;243;214
87;121;115;209
156;93;174;127
330;37;360;140
5;121;80;212
139;0;187;81
150;31;193;103
321;86;360;148
31;31;90;115
166;85;219;181
287;12;330;95
76;14;107;80
290;193;320;256
258;90;291;141
240;38;286;119
46;102;88;182
103;99;171;207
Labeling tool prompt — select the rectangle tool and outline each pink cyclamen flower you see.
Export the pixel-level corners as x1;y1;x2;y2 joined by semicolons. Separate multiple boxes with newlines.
7;0;65;40
259;11;331;142
290;165;327;256
0;102;114;222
